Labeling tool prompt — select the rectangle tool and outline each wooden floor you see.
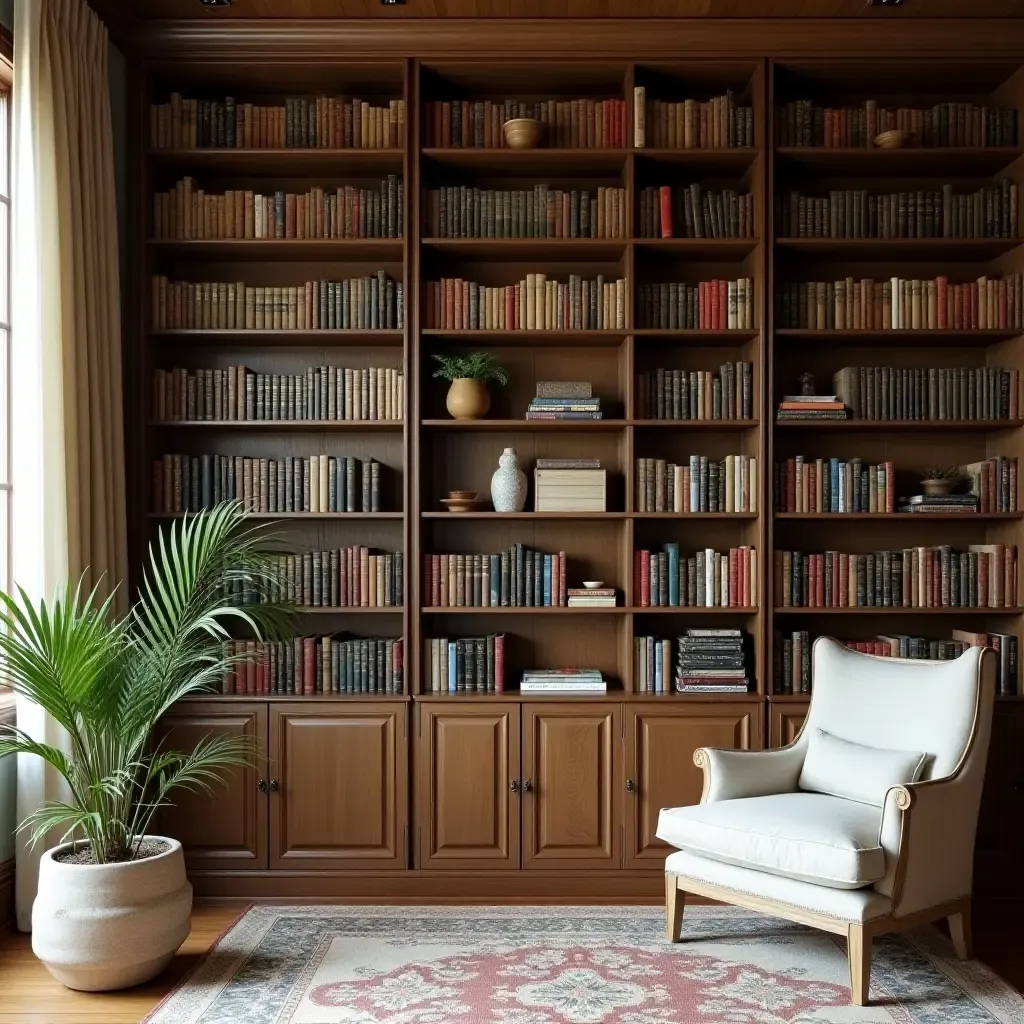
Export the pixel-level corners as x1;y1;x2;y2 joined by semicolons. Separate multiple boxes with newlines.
0;902;1021;1023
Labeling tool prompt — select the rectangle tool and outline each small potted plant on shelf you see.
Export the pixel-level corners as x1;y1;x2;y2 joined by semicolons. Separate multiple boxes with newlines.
919;467;964;497
0;502;290;992
432;352;509;420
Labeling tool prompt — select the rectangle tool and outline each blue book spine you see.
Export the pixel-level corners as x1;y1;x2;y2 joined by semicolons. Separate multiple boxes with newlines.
830;458;839;512
665;543;680;606
543;556;552;606
448;642;457;693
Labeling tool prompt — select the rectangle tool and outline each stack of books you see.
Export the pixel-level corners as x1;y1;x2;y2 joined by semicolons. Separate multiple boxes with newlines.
899;494;979;514
567;587;617;608
776;392;848;421
520;669;607;694
676;629;750;694
526;381;602;421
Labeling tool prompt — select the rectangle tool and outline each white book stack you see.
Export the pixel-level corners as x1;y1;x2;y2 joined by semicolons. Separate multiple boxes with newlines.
520;669;606;694
534;469;607;512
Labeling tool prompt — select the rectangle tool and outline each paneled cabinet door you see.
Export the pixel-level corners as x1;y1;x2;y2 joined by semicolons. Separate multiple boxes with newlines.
153;701;268;870
269;703;408;871
768;701;809;747
522;704;621;869
416;703;521;870
624;704;761;870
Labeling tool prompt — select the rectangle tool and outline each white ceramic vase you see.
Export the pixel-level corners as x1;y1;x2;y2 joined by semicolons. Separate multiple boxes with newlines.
491;447;527;512
32;836;192;992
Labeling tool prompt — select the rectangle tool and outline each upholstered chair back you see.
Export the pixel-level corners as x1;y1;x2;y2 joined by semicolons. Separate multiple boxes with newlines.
799;637;992;781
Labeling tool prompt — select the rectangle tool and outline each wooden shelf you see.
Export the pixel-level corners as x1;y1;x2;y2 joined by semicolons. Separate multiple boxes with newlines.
147;148;404;174
421;329;627;346
776;328;1022;347
775;512;1024;521
633;329;759;343
774;606;1024;615
421;147;626;172
633;419;758;430
148;512;404;520
422;606;624;614
149;420;403;431
421;418;626;431
190;692;410;702
414;691;629;702
149;329;405;347
422;237;626;260
775;146;1024;173
633;147;760;170
632;511;758;519
775;419;1024;431
776;237;1023;259
294;606;403;614
147;238;404;260
634;238;759;257
422;511;629;520
632;606;758;614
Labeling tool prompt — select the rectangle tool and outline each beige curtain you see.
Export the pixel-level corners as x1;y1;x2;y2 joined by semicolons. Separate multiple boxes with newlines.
12;0;127;930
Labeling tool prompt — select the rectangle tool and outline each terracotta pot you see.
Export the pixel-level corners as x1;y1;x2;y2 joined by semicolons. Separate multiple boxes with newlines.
32;837;192;992
503;117;543;149
446;378;490;420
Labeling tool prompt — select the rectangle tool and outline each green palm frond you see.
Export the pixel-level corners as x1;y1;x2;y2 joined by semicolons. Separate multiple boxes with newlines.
0;501;292;863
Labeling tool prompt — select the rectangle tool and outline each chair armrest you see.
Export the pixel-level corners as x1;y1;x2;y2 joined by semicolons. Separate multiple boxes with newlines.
877;776;980;915
694;746;805;803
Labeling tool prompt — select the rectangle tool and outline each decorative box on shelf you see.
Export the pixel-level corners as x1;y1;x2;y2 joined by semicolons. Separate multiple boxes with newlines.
534;468;607;512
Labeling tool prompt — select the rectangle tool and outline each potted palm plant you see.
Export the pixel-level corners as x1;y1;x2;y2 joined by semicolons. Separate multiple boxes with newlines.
432;352;509;420
0;502;289;991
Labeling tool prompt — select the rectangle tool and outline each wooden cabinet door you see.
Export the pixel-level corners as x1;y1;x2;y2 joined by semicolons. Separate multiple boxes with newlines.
153;701;268;870
416;703;521;869
624;704;761;869
269;702;407;870
522;704;621;869
768;701;809;748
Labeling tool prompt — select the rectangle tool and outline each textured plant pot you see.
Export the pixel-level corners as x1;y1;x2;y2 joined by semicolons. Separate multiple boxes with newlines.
446;378;490;420
921;478;956;496
32;836;192;992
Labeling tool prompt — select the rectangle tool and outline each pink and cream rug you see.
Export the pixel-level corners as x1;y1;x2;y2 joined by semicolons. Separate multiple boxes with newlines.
144;905;1024;1024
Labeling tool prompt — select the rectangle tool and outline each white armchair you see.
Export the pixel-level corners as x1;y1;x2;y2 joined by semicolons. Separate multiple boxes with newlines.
657;636;996;1006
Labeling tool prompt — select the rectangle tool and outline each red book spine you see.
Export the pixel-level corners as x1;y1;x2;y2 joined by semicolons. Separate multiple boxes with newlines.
261;645;271;695
698;281;706;329
494;634;505;693
640;549;651;606
245;640;256;694
303;637;315;696
223;641;235;695
658;186;673;239
719;279;727;329
839;553;849;606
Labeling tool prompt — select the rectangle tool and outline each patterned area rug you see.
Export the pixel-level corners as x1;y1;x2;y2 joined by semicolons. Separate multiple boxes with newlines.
144;905;1024;1024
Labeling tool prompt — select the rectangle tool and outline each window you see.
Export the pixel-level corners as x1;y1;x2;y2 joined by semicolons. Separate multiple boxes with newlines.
0;46;11;710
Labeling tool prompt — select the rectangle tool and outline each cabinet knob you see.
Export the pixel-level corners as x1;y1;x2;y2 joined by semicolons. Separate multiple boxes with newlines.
522;779;532;793
257;779;268;793
626;779;636;793
510;780;520;793
268;779;280;793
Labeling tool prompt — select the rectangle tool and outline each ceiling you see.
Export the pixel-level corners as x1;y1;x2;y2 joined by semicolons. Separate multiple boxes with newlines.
125;0;1024;18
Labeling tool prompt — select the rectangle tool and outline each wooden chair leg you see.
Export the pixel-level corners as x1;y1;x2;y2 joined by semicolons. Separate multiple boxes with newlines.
665;874;685;943
948;901;974;961
847;925;871;1006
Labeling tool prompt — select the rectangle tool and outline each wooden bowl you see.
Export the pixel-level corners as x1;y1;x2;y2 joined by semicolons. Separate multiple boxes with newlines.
441;497;490;513
447;490;479;501
874;129;911;150
503;117;543;150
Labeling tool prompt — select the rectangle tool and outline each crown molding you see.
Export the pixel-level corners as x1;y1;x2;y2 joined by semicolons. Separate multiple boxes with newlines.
130;17;1024;60
88;0;134;52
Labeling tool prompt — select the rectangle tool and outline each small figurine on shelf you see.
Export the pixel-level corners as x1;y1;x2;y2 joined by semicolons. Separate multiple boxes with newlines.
799;372;817;397
432;352;509;420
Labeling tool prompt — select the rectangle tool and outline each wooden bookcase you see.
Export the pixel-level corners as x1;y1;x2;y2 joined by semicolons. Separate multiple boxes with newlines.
128;50;1024;900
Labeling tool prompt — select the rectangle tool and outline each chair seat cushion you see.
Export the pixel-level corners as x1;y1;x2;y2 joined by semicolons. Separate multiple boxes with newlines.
656;792;885;890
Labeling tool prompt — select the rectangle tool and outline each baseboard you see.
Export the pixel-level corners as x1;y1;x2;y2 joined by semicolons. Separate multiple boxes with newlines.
0;858;14;930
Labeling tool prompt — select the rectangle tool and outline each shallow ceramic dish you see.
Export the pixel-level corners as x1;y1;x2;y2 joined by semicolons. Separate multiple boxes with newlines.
582;581;605;589
441;497;490;513
874;129;910;149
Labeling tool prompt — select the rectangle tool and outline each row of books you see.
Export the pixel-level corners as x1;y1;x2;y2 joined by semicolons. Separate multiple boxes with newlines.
832;366;1020;422
150;274;404;332
637;186;754;240
422;549;568;608
774;630;1018;696
525;394;603;421
152;366;404;423
635;455;758;514
633;88;755;149
774;457;1017;515
774;100;1017;148
774;545;1019;609
635;546;758;609
424;186;627;240
152;177;404;241
424;635;506;693
151;454;384;515
776;274;1024;331
636;278;755;330
423;275;627;331
231;548;404;609
635;363;755;421
149;94;405;150
423;98;628;149
675;629;751;694
775;183;1018;240
219;636;404;696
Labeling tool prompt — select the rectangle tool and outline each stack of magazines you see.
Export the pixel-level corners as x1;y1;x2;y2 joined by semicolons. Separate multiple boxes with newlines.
520;668;606;694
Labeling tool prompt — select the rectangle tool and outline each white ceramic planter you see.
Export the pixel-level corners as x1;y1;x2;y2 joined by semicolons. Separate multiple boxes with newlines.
32;836;192;991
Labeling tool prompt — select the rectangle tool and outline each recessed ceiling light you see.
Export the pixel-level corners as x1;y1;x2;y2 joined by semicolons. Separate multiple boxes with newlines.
199;0;232;7
380;0;407;5
869;0;908;6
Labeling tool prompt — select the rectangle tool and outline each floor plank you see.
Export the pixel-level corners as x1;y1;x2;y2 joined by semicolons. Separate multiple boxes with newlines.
0;902;1019;1022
